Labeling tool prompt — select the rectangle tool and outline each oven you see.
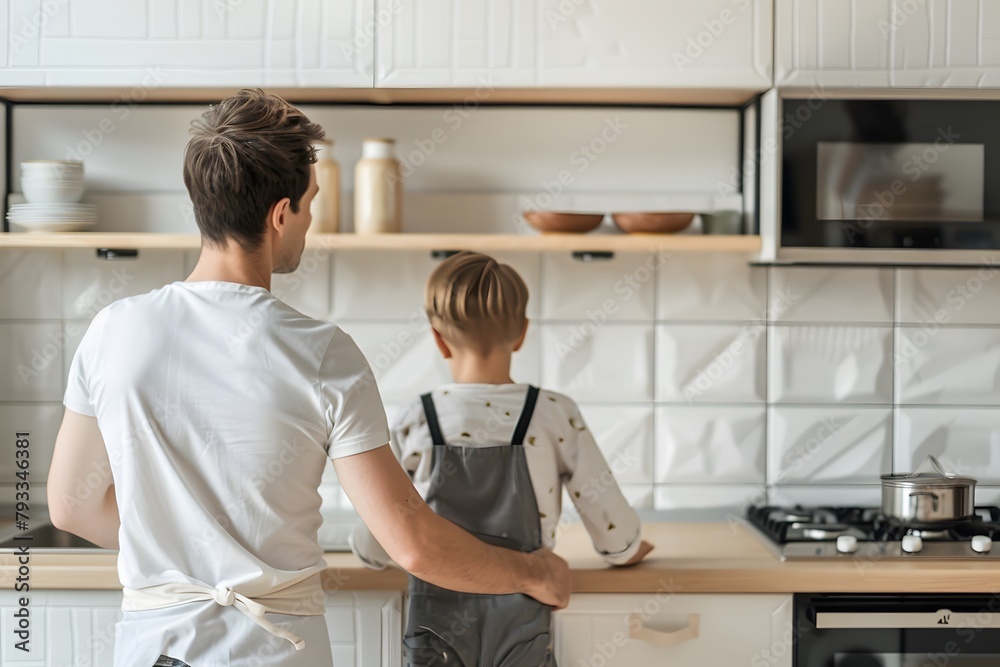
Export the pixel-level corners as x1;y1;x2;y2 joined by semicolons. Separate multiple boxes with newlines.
773;90;1000;265
795;594;1000;666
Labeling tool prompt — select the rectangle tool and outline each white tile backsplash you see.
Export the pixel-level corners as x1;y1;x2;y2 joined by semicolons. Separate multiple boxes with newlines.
655;406;766;484
895;326;1000;406
768;406;892;484
653;485;762;512
769;325;893;404
344;321;541;405
541;323;653;403
61;249;187;320
0;250;62;319
271;248;333;321
895;408;1000;483
341;321;452;405
330;249;432;320
897;268;1000;325
334;250;540;321
0;323;66;401
769;267;893;323
0;404;62;481
656;253;766;322
577;405;653;485
619;484;654;509
541;252;656;322
656;323;765;403
973;488;1000;507
768;485;882;508
61;321;89;394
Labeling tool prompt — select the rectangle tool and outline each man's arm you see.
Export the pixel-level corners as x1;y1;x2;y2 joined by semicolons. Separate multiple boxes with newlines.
334;444;571;608
46;409;120;549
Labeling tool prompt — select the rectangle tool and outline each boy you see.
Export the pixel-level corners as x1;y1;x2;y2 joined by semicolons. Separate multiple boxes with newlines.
351;251;653;666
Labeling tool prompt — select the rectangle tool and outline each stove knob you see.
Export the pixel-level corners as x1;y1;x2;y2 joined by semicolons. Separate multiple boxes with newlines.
836;535;858;554
902;535;923;554
972;535;993;554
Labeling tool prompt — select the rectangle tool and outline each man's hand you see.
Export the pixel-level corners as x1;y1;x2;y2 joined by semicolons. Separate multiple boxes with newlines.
525;549;572;609
334;444;571;605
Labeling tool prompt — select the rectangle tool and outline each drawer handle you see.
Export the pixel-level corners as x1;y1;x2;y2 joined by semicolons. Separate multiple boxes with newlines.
627;613;700;648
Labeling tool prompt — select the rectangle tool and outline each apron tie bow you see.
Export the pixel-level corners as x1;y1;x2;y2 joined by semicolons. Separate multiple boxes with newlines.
123;574;325;652
213;585;236;606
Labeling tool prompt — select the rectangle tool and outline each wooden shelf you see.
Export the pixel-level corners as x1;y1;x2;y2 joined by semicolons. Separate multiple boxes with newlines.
0;233;199;249
0;86;763;107
0;232;760;253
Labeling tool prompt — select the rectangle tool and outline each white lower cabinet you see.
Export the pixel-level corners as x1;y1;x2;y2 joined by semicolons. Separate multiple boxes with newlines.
0;589;402;667
327;591;403;667
0;590;122;666
554;593;793;667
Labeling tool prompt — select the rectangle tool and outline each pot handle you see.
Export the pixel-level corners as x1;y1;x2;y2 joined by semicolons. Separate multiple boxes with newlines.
909;491;940;511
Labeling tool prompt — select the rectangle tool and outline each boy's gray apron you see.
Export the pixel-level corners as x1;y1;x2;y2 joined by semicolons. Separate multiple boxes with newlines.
404;385;555;667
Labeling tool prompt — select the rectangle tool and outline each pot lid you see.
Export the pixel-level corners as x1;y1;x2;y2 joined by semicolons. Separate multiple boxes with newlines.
881;472;977;485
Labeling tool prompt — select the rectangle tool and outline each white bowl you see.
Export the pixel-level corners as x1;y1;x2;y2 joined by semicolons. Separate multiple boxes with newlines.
21;160;83;173
21;180;85;204
21;177;85;189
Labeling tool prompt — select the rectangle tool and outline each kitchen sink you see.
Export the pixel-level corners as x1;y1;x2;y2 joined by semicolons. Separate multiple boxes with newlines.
0;523;108;552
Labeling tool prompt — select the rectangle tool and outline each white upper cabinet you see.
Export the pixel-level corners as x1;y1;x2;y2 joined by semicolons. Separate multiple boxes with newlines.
776;0;1000;88
375;0;774;89
0;0;374;88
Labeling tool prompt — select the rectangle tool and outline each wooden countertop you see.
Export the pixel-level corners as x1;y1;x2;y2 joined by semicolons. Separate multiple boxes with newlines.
3;523;999;593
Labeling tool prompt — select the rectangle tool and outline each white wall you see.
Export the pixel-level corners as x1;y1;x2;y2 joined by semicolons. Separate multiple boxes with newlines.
9;103;743;233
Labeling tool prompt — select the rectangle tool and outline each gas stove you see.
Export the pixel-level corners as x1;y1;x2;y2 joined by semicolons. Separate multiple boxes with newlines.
745;505;1000;560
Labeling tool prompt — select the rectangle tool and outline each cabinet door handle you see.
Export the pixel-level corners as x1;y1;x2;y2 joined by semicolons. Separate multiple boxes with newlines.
627;613;700;648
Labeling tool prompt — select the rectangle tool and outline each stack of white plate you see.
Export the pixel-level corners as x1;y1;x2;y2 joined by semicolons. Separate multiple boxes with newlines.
6;203;98;232
8;160;96;232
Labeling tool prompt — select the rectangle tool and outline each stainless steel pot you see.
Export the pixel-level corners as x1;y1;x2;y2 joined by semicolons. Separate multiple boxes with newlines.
880;471;976;523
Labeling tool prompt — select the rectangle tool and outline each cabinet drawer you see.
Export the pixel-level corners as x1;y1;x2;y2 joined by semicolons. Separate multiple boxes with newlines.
554;593;792;667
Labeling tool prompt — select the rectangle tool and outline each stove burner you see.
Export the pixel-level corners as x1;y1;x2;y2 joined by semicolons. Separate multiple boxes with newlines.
768;510;813;523
744;504;1000;559
907;528;950;540
799;524;850;540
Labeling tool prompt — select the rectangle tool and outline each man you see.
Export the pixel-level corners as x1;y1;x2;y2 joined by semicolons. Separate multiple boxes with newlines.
46;89;570;667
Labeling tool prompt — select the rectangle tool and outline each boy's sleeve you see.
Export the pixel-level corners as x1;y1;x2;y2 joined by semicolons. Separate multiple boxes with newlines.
320;329;391;459
560;402;643;566
349;522;392;570
349;402;422;570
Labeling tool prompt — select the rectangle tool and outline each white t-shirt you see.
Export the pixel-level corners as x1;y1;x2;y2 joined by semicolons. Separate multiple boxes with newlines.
351;383;642;569
64;280;390;667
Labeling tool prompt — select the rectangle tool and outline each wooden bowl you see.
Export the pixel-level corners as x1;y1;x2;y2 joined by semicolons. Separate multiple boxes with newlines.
612;212;695;234
523;211;604;234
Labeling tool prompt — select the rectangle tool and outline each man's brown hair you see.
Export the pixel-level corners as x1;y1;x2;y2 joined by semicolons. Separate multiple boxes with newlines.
425;251;529;355
183;88;325;250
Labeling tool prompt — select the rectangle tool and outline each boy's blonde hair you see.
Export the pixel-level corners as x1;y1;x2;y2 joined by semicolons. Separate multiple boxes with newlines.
424;251;528;355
